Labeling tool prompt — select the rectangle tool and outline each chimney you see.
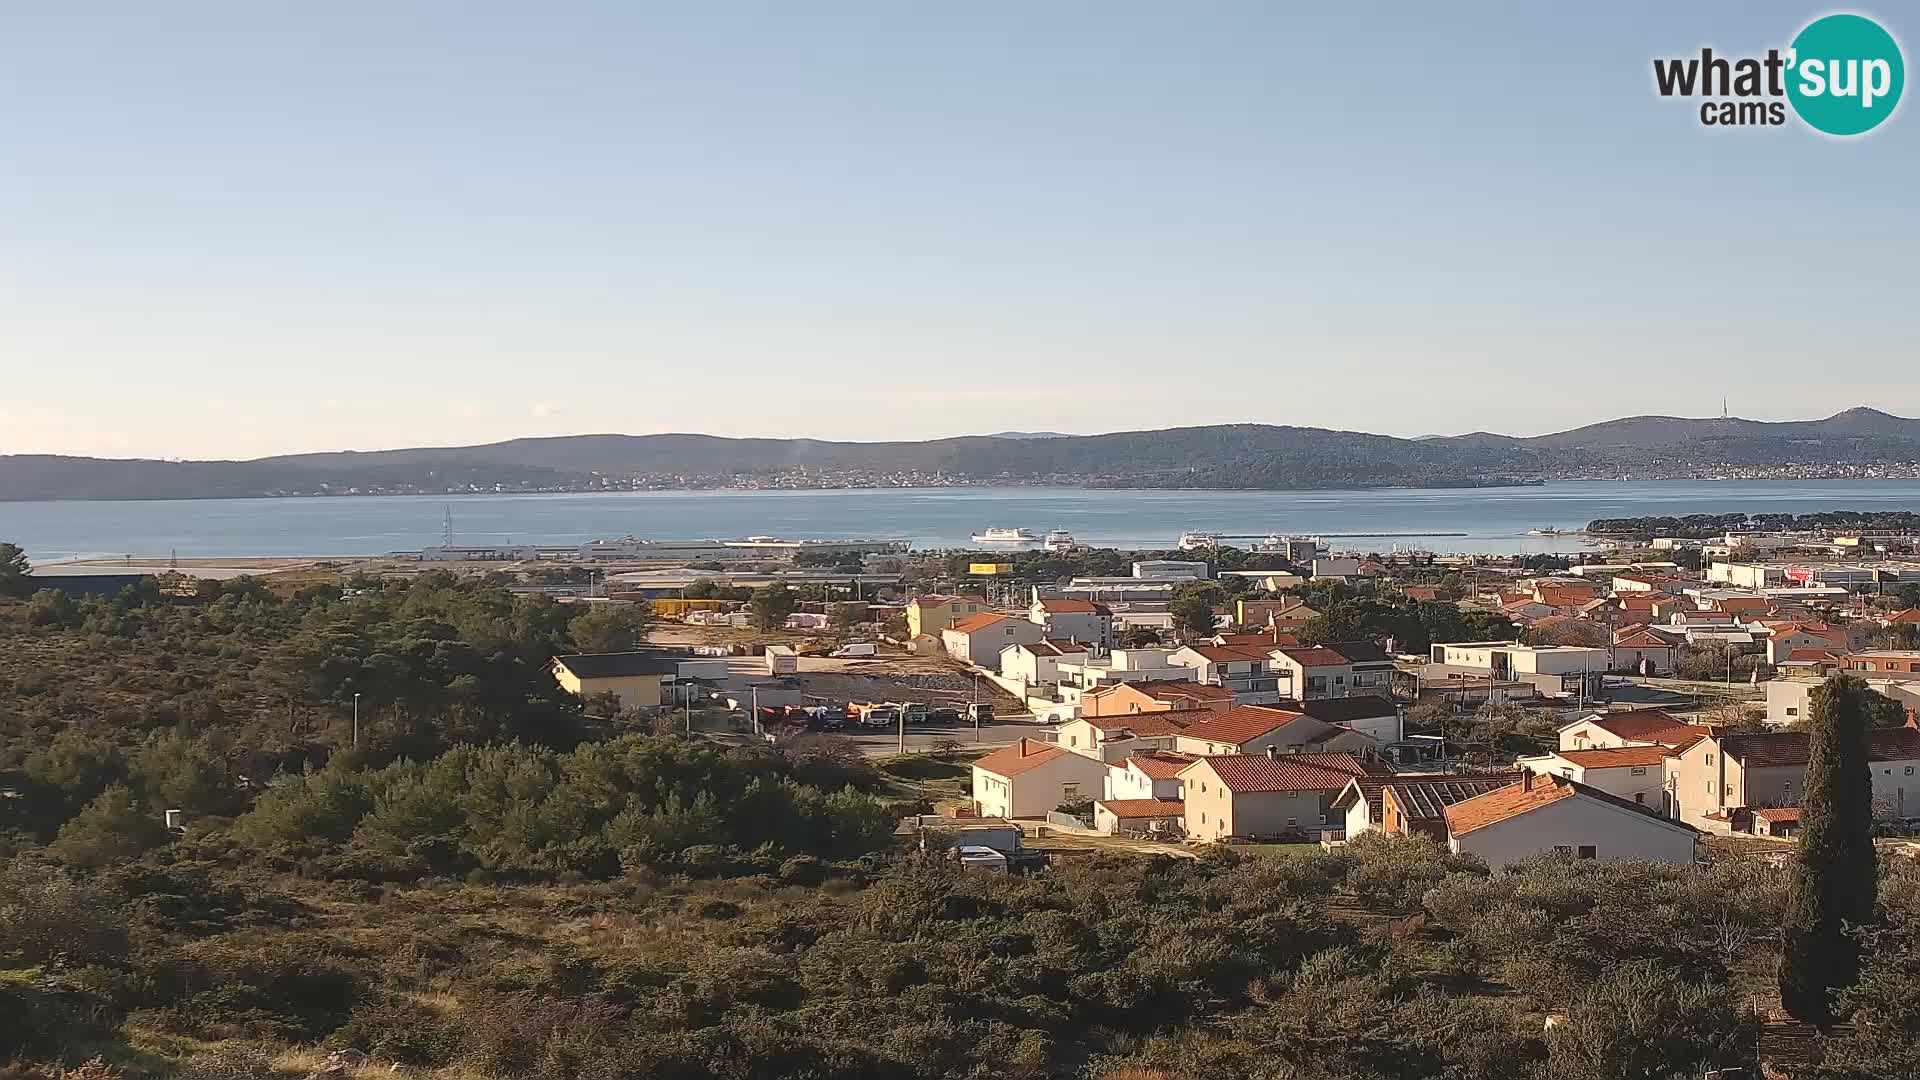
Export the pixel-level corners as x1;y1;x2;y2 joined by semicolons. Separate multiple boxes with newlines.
1266;744;1279;759
1522;771;1535;792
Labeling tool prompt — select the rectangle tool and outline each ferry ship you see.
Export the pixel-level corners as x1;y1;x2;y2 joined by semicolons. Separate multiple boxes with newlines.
1178;531;1221;551
1043;529;1076;552
971;527;1040;545
577;535;910;562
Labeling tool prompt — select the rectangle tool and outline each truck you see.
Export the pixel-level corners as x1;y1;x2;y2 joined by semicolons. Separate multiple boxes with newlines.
831;642;878;658
764;645;798;675
968;703;994;725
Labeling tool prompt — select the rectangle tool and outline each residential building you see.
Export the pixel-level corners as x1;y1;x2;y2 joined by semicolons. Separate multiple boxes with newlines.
551;651;686;710
942;613;1044;666
1335;771;1527;841
1104;750;1196;801
1765;675;1920;727
1179;751;1375;841
1169;645;1283;704
1666;727;1920;829
1173;705;1377;758
1234;599;1319;632
1517;746;1671;811
1029;597;1115;647
1611;625;1679;675
1322;640;1397;697
1288;695;1403;743
1557;710;1710;753
1053;710;1208;762
1268;646;1356;700
999;640;1091;688
1093;798;1187;835
1083;680;1234;717
1311;557;1362;580
906;594;989;638
1051;648;1195;699
1443;773;1699;869
1426;641;1608;699
971;738;1111;818
1848;649;1920;678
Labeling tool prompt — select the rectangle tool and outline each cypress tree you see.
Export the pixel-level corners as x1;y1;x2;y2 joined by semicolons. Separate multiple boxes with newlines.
1778;674;1879;1023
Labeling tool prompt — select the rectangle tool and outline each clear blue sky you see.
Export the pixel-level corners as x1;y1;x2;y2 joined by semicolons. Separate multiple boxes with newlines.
2;2;1913;459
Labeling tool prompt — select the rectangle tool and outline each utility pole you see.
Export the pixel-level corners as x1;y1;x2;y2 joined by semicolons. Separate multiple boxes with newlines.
897;704;906;756
973;672;982;743
352;692;361;748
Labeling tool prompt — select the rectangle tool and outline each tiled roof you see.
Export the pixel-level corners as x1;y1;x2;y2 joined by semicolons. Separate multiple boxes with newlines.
1614;629;1675;648
1720;728;1920;768
1752;806;1801;823
1888;609;1920;625
1555;746;1673;769
1443;773;1691;837
1579;710;1704;747
1080;709;1209;736
1185;645;1272;663
1786;648;1844;663
1322;640;1393;665
947;612;1013;634
1274;646;1353;667
1442;775;1576;835
1096;798;1185;818
1138;681;1235;703
554;651;685;679
973;738;1071;778
1123;751;1197;779
1386;772;1529;820
1191;754;1369;794
1293;696;1399;724
1023;639;1090;657
1037;598;1100;613
1180;705;1308;745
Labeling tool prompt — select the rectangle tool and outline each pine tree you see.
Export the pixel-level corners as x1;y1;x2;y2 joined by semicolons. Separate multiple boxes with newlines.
1779;674;1879;1023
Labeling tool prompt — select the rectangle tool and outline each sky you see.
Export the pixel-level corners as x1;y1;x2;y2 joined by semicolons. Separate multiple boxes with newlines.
1;1;1916;459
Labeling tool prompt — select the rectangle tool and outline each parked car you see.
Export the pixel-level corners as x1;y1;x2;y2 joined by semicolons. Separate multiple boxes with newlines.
862;707;899;728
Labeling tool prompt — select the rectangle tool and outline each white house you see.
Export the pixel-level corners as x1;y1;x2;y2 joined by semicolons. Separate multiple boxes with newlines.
999;639;1091;688
942;612;1045;667
1269;646;1360;700
1029;597;1115;648
1054;710;1205;762
1178;752;1372;841
1557;710;1709;753
1168;645;1282;704
1442;773;1699;869
971;738;1111;819
1293;696;1403;743
1516;746;1671;812
1104;750;1195;801
1173;705;1377;759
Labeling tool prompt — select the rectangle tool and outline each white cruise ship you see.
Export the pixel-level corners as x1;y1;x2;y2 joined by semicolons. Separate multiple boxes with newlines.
971;527;1040;545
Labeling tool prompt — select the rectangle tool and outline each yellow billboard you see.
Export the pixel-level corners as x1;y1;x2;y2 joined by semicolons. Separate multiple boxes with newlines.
969;562;1013;575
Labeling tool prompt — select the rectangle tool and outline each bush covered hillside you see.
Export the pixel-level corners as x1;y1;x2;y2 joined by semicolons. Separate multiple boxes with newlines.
4;570;1920;1079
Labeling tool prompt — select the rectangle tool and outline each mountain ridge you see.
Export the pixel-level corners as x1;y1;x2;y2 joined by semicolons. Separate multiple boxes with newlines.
5;409;1919;501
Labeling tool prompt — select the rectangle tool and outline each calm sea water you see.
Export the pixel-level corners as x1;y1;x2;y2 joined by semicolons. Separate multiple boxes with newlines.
8;480;1920;562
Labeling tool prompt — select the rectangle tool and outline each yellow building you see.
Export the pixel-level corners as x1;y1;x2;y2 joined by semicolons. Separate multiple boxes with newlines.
551;652;682;710
905;593;990;639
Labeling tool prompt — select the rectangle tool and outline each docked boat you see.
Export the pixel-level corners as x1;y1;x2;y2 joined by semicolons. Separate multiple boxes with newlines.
1526;527;1568;536
971;527;1040;545
1178;530;1221;551
1043;529;1075;552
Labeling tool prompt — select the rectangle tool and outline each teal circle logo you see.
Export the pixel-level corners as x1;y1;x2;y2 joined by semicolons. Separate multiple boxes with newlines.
1786;14;1904;135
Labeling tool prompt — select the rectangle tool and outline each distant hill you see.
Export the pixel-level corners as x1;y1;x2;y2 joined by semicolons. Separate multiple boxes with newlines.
5;409;1919;501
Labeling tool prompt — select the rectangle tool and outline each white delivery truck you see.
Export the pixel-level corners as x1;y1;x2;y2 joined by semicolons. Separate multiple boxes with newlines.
831;642;878;658
765;645;798;675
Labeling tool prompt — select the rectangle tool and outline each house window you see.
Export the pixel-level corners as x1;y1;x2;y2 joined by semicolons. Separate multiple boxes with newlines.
1577;845;1597;859
1200;812;1207;824
1706;781;1714;794
1319;813;1328;825
1062;784;1079;800
1286;817;1297;828
1552;845;1573;855
1908;767;1916;776
1786;707;1798;716
1635;792;1646;804
1069;736;1077;747
1706;753;1714;766
1630;766;1647;776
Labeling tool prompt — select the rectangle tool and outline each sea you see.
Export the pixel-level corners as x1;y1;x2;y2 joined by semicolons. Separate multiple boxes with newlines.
8;479;1920;563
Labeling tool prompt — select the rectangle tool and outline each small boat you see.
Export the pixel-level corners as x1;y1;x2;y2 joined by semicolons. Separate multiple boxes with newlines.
971;527;1039;545
1043;529;1075;552
1527;527;1568;536
1178;531;1221;551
